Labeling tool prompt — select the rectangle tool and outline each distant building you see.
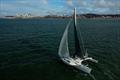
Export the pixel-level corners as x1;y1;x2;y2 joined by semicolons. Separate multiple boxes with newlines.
16;13;33;18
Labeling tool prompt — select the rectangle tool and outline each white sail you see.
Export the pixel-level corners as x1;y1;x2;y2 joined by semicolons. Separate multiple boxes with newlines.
58;19;72;58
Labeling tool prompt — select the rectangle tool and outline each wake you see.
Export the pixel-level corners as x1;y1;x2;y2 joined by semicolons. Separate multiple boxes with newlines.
89;73;97;80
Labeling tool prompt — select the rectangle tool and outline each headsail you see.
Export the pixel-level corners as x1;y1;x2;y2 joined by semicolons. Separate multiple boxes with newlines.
58;19;72;58
73;8;83;58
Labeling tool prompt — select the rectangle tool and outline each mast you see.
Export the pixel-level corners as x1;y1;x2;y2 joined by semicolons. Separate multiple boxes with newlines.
74;8;77;27
73;8;83;58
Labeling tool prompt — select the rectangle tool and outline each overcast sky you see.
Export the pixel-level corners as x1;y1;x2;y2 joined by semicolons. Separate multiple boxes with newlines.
0;0;120;16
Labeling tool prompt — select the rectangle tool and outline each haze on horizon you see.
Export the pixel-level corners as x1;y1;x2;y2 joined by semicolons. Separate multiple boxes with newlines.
0;0;120;17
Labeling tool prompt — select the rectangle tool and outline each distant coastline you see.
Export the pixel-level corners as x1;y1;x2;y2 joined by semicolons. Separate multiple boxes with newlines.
1;14;120;19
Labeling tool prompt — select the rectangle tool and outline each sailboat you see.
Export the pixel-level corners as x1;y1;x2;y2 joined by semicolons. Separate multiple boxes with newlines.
58;8;98;74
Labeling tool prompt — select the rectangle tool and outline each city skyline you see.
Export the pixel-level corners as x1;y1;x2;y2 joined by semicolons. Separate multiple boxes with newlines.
0;0;120;17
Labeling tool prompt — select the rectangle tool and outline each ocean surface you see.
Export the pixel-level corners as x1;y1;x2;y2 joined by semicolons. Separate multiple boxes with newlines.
0;18;120;80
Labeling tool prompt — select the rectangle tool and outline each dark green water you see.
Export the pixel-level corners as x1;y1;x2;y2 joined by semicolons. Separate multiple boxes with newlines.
0;18;120;80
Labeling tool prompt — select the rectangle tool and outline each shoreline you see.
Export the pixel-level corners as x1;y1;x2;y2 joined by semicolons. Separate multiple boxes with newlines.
1;17;120;20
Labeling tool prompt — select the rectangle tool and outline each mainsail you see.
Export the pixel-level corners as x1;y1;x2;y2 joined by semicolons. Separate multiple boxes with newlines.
59;8;84;58
73;8;83;58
